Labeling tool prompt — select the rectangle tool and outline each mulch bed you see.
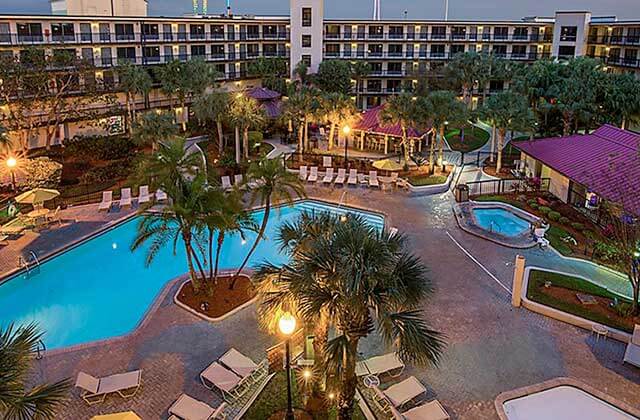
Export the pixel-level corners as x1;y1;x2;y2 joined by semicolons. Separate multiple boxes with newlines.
176;274;255;318
267;409;313;420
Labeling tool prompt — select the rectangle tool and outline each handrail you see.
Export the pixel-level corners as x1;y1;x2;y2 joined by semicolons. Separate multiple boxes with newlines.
29;250;40;267
34;339;46;360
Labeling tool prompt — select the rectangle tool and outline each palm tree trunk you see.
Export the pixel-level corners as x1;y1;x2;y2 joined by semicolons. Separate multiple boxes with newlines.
298;123;304;155
490;124;496;163
216;121;224;155
303;117;309;151
438;125;445;166
231;195;271;289
328;123;335;150
496;128;506;173
213;232;225;285
235;125;241;164
401;127;410;164
337;338;359;420
125;92;132;133
621;117;627;130
562;113;571;137
428;129;437;173
243;126;249;159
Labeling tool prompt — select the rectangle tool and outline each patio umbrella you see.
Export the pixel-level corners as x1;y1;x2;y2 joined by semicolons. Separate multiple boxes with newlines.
91;412;142;420
373;159;403;172
15;188;60;205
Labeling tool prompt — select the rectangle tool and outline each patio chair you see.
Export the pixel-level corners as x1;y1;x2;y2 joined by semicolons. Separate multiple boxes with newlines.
402;400;450;420
155;189;168;202
168;394;226;420
219;348;260;379
381;376;426;408
75;370;142;405
369;171;380;188
334;168;346;186
46;206;62;226
323;156;332;168
534;228;549;248
119;188;132;208
234;174;243;187
319;127;326;138
138;185;151;205
356;353;405;377
0;218;27;236
299;166;308;182
347;169;358;186
221;176;232;190
322;168;334;184
200;362;243;399
98;191;113;211
624;324;640;368
308;166;318;183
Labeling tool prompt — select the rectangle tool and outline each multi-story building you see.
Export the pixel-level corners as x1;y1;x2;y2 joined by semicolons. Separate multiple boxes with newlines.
0;0;638;147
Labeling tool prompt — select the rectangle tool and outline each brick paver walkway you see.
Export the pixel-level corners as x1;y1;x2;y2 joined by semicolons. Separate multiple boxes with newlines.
6;185;639;419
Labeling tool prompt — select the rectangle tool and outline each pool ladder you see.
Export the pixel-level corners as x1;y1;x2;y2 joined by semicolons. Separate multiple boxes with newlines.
488;220;501;233
18;250;40;275
33;339;46;360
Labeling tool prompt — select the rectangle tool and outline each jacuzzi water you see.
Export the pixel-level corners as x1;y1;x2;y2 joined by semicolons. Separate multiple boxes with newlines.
0;200;384;350
503;385;637;420
472;207;531;237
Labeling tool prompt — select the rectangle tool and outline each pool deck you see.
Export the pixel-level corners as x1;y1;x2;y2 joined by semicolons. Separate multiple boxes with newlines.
3;184;640;419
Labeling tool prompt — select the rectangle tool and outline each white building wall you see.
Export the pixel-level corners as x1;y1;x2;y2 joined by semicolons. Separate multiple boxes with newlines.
552;11;590;57
541;164;570;202
51;0;148;17
289;0;324;76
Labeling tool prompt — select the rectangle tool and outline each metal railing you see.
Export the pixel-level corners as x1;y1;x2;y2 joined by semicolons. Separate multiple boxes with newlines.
466;177;550;196
323;32;553;42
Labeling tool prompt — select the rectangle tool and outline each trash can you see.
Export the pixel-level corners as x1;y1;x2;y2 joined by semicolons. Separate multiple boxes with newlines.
456;184;469;202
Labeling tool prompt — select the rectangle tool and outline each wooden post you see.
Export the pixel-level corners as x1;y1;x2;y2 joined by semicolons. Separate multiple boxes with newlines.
360;131;365;150
384;135;388;154
512;255;526;307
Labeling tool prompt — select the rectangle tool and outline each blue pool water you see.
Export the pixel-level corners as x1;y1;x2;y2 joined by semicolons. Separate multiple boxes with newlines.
472;208;531;237
0;200;384;350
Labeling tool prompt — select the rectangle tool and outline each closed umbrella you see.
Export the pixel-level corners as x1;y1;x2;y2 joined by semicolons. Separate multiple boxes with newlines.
91;412;142;420
373;159;403;172
15;188;60;206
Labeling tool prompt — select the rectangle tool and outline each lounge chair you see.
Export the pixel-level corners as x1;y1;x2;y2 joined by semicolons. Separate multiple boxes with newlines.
323;156;332;168
221;176;232;190
307;166;318;183
0;218;26;236
234;174;243;187
389;227;398;237
356;353;405;377
322;168;334;184
334;168;346;186
624;324;640;368
347;169;358;186
219;348;259;379
534;228;549;248
200;362;242;397
402;400;450;420
390;172;399;188
119;188;132;208
155;189;168;202
138;185;151;204
299;166;308;182
98;191;113;211
369;171;380;188
168;394;226;420
47;206;62;226
75;370;142;405
381;376;427;408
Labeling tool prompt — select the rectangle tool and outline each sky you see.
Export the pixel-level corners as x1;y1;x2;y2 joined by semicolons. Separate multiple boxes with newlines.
2;0;640;20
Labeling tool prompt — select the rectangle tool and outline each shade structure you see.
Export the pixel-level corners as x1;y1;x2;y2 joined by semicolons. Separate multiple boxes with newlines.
15;188;60;204
354;104;426;139
373;158;404;171
91;412;141;420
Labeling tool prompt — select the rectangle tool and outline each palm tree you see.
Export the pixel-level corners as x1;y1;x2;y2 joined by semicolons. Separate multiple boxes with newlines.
229;94;266;162
380;94;418;164
155;60;184;114
294;60;309;86
192;92;230;155
117;61;152;132
351;62;371;110
480;91;536;173
425;91;469;168
257;215;445;419
131;111;178;152
318;92;358;150
282;87;315;155
0;323;70;419
445;51;489;108
231;157;305;288
0;123;12;152
602;72;640;130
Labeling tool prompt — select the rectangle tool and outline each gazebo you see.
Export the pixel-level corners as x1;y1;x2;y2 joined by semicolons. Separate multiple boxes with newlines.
352;104;429;155
246;86;282;119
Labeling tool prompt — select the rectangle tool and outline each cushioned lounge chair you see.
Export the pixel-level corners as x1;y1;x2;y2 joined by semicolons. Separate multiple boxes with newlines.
119;188;132;208
356;353;405;377
98;191;113;211
334;168;346;185
402;400;450;420
168;393;226;420
307;166;318;183
322;168;334;184
138;185;151;204
75;370;142;405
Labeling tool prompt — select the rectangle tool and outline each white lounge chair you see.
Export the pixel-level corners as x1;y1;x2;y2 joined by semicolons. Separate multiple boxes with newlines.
119;188;132;208
299;165;308;182
46;206;62;226
168;394;226;420
322;168;334;184
138;185;151;204
98;191;113;211
219;348;259;379
347;169;358;186
221;176;232;190
389;227;398;237
334;168;346;186
402;400;450;420
390;172;399;188
234;174;243;186
624;324;640;368
356;353;405;377
369;171;380;188
155;189;168;202
308;166;318;183
323;156;332;168
75;370;142;405
200;362;243;398
382;376;426;408
534;227;549;248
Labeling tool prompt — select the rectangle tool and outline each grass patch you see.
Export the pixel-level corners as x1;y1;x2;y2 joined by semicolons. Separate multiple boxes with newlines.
527;269;634;333
446;125;490;152
546;225;574;256
472;194;521;207
407;174;448;186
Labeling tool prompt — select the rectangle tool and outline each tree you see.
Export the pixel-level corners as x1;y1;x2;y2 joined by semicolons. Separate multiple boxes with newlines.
351;62;371;110
480;91;536;173
0;323;70;419
0;123;12;152
247;57;289;94
155;60;184;114
117;61;152;132
231;157;305;288
192;92;230;155
601;72;640;130
294;60;309;86
380;94;419;164
445;52;490;108
316;60;353;95
282;87;316;154
257;215;445;419
229;94;266;162
131;111;178;152
317;92;358;149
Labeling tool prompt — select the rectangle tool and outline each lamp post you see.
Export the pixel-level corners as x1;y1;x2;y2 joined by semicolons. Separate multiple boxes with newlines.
342;125;351;169
278;312;297;420
6;157;17;191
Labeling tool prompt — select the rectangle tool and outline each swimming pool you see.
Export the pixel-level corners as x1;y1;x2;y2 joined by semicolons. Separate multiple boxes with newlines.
0;200;384;350
472;208;531;237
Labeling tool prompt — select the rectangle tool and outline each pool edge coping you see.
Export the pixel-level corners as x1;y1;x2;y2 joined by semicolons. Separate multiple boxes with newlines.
494;377;640;419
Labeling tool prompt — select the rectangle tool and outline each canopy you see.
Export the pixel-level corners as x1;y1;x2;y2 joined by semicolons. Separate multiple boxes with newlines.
373;159;404;171
246;86;281;101
354;104;426;139
91;412;142;420
15;188;60;204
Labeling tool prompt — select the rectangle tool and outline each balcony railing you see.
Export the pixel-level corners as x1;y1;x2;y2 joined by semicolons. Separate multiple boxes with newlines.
587;35;640;46
323;51;546;60
322;32;553;42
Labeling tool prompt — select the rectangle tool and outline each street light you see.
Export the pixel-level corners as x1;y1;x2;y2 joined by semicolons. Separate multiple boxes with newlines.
342;125;351;169
278;312;297;420
6;157;17;191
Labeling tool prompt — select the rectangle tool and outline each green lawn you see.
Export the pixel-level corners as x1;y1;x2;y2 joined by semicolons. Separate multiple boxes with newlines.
527;269;633;333
472;194;521;207
546;225;574;256
407;174;448;186
445;125;490;152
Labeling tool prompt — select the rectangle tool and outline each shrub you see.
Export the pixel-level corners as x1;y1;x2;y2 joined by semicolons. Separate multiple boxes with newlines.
593;241;622;264
571;222;585;231
18;157;63;190
529;203;539;210
559;216;570;224
548;211;561;221
527;199;537;207
64;135;135;161
78;158;133;185
613;301;632;317
248;131;264;147
538;206;552;215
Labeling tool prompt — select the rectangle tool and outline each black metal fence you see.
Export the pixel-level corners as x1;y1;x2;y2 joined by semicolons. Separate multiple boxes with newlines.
466;177;550;196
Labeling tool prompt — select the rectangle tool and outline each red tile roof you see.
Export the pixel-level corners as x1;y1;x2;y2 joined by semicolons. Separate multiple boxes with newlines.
353;104;426;139
513;124;640;215
246;86;281;101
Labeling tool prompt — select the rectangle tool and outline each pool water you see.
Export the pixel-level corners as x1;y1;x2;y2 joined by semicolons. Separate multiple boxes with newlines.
472;208;531;237
0;200;384;350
